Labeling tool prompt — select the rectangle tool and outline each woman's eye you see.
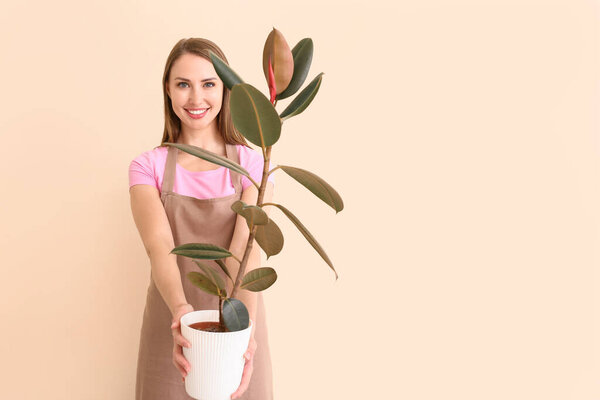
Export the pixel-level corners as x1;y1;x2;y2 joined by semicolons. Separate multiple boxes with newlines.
176;82;214;88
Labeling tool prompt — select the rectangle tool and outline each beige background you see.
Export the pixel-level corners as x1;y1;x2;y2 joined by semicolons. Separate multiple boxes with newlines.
0;0;598;398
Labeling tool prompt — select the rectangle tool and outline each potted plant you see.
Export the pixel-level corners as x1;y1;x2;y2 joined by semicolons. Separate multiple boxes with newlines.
166;27;344;400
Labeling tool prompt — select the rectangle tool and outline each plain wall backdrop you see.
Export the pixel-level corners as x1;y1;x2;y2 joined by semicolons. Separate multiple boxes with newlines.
0;0;599;399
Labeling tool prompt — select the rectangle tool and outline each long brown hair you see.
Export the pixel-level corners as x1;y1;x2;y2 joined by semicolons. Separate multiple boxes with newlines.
159;38;249;148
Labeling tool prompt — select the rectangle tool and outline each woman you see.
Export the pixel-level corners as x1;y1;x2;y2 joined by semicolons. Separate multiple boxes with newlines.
129;38;275;400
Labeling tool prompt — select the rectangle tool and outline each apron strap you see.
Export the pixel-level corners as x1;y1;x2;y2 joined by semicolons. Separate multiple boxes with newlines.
226;144;243;193
162;145;177;195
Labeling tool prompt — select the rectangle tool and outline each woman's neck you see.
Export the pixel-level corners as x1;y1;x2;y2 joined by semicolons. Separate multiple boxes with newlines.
177;125;224;152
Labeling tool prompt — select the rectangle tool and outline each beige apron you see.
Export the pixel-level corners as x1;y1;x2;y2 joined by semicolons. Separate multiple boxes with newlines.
135;143;273;400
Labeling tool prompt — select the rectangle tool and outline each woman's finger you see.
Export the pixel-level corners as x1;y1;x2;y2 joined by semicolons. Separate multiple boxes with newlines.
172;357;186;377
171;320;192;348
244;338;257;360
231;358;254;399
172;347;187;377
173;342;191;368
173;334;191;349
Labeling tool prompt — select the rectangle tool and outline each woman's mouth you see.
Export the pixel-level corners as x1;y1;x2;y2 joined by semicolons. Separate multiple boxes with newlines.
185;108;210;119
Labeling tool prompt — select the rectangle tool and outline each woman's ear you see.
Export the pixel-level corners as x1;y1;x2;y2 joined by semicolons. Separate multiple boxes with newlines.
165;83;170;98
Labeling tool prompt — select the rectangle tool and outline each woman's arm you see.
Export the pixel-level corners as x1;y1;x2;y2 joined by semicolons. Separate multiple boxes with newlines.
129;184;188;315
226;181;275;324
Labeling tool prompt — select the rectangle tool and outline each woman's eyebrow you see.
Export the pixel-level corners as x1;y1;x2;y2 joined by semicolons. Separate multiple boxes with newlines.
174;77;217;82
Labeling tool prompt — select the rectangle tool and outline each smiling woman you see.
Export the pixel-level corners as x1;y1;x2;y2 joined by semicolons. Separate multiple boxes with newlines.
167;57;222;129
160;40;246;154
128;38;274;400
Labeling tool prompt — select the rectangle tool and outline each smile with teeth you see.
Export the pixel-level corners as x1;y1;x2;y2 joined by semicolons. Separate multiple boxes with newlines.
186;108;209;115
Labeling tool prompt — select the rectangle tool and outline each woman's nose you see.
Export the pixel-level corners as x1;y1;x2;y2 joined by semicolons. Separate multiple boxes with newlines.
189;86;204;103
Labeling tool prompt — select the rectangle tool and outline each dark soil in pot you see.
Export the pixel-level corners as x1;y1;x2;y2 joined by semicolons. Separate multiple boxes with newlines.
189;321;229;333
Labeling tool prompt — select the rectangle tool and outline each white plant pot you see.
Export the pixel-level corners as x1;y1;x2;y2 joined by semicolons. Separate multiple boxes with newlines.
180;310;253;400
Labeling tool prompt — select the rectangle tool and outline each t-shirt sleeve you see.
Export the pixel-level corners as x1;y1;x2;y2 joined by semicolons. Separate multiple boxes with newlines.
239;145;275;190
128;151;158;190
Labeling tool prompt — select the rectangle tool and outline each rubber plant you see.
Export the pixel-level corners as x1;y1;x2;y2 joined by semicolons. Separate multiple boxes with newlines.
165;27;343;332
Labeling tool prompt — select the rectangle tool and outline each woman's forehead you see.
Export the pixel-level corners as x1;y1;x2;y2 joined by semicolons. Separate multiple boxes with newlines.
171;54;216;78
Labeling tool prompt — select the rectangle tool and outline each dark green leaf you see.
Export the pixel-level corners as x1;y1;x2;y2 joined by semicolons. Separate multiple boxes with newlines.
280;72;324;121
222;298;250;332
280;165;344;213
277;38;313;100
208;50;244;90
215;259;233;284
255;218;284;258
241;267;277;292
187;271;220;296
171;243;232;260
232;200;269;227
164;142;250;178
193;261;227;297
230;83;281;147
270;203;338;279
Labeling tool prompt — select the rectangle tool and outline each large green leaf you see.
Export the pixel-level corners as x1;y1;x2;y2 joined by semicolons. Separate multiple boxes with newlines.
222;298;250;332
193;261;227;297
171;243;232;260
230;83;281;147
270;203;338;279
280;73;324;121
241;267;277;292
215;259;233;284
164;143;250;178
208;50;244;90
255;217;284;258
187;271;220;296
232;200;269;227
280;165;344;213
277;38;313;100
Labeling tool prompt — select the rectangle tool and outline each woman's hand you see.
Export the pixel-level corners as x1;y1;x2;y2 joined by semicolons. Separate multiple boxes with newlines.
170;303;194;382
230;335;257;399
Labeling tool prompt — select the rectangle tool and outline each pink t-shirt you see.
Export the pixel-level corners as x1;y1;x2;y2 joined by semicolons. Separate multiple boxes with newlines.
128;144;275;199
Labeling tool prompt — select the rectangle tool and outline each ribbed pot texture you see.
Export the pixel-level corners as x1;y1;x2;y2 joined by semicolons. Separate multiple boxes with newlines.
180;310;253;400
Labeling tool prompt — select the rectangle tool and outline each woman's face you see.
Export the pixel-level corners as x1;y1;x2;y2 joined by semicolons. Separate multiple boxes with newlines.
166;53;223;134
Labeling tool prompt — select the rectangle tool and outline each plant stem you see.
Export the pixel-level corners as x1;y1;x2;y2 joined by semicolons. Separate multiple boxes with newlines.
257;146;272;206
219;296;224;326
248;176;261;190
230;226;257;299
230;146;273;299
267;165;281;176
